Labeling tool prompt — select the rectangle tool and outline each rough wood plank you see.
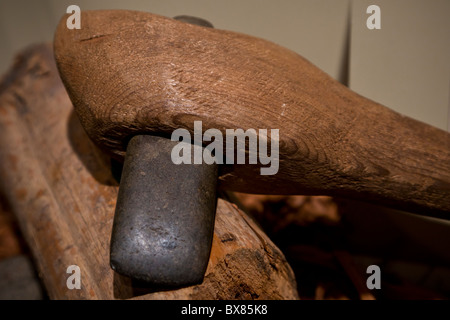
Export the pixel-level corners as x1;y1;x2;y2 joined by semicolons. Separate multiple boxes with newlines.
54;10;450;218
0;44;299;300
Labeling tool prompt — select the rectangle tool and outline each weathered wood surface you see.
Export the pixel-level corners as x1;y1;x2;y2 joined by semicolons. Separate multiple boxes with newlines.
54;10;450;218
0;44;299;300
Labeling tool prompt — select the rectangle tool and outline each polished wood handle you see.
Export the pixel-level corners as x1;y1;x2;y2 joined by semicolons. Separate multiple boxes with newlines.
54;10;450;218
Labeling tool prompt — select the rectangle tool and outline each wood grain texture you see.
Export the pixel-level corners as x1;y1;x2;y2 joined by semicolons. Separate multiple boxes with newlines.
54;10;450;218
0;44;299;300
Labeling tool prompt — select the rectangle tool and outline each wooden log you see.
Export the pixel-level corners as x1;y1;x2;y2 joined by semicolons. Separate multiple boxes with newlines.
0;44;299;300
54;10;450;218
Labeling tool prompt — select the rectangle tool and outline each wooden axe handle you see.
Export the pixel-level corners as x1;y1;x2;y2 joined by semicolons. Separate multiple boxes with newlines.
54;10;450;218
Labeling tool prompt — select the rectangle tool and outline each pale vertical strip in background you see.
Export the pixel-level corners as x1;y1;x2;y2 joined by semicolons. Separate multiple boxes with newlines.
349;0;450;131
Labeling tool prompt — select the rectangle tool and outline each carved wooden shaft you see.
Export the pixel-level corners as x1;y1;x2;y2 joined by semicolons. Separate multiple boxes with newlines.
54;10;449;220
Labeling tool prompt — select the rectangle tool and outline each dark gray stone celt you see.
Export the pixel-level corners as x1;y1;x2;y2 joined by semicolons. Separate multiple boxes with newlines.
110;135;218;287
